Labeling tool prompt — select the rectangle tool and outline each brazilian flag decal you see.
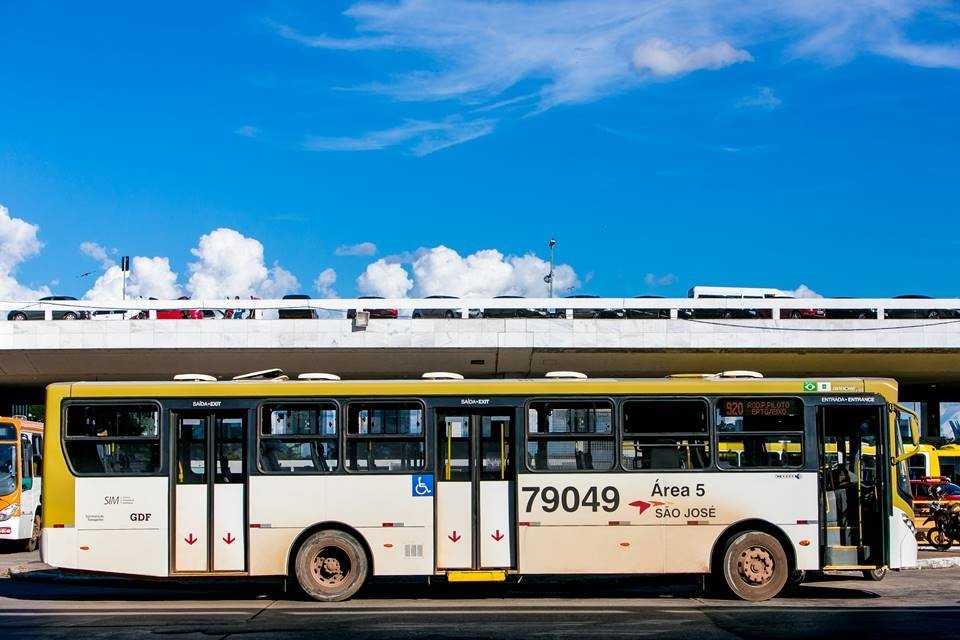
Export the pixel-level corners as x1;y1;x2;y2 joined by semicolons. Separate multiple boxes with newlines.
802;382;817;392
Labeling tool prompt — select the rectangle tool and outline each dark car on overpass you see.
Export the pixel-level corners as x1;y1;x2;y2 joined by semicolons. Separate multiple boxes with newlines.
7;295;90;321
482;296;551;319
885;295;960;320
412;295;480;319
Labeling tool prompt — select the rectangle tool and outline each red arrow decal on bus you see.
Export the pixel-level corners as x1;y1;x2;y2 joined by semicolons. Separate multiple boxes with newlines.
629;500;667;516
448;531;461;543
223;532;236;545
491;529;504;542
184;533;197;545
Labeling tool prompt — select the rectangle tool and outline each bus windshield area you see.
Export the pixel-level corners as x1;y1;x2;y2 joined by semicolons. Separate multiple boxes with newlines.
0;444;16;495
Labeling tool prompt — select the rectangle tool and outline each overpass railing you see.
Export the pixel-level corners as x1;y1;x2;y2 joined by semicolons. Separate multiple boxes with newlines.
2;297;960;322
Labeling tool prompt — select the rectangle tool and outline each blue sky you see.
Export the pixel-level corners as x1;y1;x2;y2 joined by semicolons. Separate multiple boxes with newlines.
1;1;959;301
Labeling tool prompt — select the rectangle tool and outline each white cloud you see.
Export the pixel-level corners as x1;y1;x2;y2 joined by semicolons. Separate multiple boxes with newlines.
738;86;782;109
406;245;579;297
632;38;752;77
80;241;112;267
234;125;261;139
186;228;299;299
357;259;413;298
277;1;959;151
0;203;51;299
83;256;182;302
644;273;678;287
790;284;823;298
305;117;496;156
335;242;378;257
314;268;338;297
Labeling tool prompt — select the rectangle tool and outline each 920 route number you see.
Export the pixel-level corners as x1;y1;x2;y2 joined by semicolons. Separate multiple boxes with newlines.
522;486;620;513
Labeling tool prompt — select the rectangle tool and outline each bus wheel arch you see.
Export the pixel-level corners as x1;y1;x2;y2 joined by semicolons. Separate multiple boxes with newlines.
709;519;795;601
287;522;373;602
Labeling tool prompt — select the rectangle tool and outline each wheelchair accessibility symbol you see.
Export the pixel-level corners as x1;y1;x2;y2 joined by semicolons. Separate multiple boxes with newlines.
412;474;434;497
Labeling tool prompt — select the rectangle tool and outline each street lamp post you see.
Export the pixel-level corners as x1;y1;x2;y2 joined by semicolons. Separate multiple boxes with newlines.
543;238;556;298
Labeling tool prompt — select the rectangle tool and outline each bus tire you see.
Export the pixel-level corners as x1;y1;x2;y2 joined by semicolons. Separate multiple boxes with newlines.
24;514;40;552
294;530;368;602
720;531;788;601
863;567;887;581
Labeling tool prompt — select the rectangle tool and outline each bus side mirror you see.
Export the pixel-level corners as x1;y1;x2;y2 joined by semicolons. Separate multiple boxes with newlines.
21;476;33;491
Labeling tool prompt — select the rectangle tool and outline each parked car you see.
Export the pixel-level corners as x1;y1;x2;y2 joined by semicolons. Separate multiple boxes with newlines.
412;295;479;319
279;294;319;320
824;297;876;320
775;298;826;320
482;296;551;319
347;296;398;319
560;294;603;319
154;296;204;320
623;296;670;319
7;295;90;321
885;295;960;320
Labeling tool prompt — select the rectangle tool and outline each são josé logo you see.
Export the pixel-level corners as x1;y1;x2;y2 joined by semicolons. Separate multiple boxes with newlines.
629;480;717;520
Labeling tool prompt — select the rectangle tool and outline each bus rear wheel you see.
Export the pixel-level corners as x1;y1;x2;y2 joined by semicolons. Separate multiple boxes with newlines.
294;530;368;602
720;531;788;601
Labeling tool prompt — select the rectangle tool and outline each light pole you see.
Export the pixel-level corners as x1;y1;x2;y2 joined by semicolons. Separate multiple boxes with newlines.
543;238;556;298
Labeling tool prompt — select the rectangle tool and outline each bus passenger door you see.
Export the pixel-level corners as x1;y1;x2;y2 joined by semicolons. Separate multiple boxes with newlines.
435;409;516;571
173;411;247;573
818;405;887;570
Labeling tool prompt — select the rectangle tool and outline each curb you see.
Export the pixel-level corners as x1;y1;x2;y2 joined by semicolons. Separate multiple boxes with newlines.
918;556;960;569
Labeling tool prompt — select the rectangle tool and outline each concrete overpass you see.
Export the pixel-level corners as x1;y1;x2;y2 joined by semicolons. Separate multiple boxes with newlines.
3;297;960;420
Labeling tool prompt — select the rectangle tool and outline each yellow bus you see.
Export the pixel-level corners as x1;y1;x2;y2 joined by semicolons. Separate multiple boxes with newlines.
40;372;918;601
0;415;44;551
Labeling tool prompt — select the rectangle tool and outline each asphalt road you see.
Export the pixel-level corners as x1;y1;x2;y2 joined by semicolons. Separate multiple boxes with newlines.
1;561;959;640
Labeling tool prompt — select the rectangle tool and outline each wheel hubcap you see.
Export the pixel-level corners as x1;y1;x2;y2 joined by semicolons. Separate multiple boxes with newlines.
311;547;348;587
738;546;775;585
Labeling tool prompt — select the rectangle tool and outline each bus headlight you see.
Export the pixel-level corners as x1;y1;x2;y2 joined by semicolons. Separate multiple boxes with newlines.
0;504;20;522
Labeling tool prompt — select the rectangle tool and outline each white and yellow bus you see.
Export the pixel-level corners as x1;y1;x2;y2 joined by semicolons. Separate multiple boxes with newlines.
40;372;918;601
0;415;44;551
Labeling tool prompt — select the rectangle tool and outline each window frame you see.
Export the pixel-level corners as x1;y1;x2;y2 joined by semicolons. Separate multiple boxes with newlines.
61;400;164;477
256;399;342;475
524;396;617;473
343;399;427;474
620;396;712;472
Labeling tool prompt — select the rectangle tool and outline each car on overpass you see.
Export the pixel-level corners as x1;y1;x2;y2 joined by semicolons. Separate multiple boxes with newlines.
482;296;551;319
7;295;90;321
412;295;480;319
885;295;960;320
347;296;398;319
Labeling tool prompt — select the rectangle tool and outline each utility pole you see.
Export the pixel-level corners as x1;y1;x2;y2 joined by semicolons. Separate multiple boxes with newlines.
121;256;130;300
543;238;556;298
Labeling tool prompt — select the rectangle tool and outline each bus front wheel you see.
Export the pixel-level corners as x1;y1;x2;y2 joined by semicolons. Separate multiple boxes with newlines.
24;514;40;552
720;531;788;601
863;567;887;581
294;530;368;602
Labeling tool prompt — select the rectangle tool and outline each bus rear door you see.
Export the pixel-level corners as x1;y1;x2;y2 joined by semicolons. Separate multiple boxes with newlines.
435;408;517;575
172;410;248;573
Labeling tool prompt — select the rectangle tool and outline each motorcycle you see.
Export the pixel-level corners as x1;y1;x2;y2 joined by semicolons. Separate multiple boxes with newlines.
924;487;960;551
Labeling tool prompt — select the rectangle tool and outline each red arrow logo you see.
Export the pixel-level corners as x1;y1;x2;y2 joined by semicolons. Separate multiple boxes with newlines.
184;533;197;545
448;531;461;543
629;500;667;516
491;529;504;542
223;532;236;545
